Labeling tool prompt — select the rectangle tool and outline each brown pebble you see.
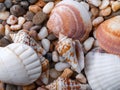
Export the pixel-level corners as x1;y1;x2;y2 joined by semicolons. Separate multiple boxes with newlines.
24;11;35;21
23;21;34;30
30;25;41;32
0;0;4;3
0;24;5;36
29;30;38;41
23;83;36;90
29;5;42;13
0;37;11;47
35;0;46;7
0;81;4;90
91;7;99;17
33;11;47;25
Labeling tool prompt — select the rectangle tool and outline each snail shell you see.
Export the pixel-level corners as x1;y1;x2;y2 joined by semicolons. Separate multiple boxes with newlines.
47;0;92;42
0;43;41;85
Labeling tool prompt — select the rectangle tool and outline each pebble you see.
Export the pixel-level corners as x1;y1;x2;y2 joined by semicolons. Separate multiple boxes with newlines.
10;5;26;17
52;51;59;62
55;62;70;72
29;30;38;41
0;3;6;11
0;24;5;36
24;11;35;21
86;0;101;7
90;7;99;17
59;56;66;62
30;25;41;32
6;84;17;90
23;21;34;30
83;37;95;52
4;0;12;9
10;24;21;31
99;6;111;16
20;1;29;9
92;16;104;26
0;11;9;20
29;5;42;13
43;0;55;2
49;68;61;79
37;87;48;90
45;53;52;62
33;11;47;25
28;0;38;4
41;38;50;52
76;73;87;84
38;26;48;40
35;0;46;7
99;0;109;10
47;33;57;41
18;17;26;25
111;1;120;12
6;15;18;25
43;2;54;14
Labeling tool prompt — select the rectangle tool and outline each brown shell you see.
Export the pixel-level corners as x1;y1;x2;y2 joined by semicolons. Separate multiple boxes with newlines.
47;0;92;42
96;15;120;55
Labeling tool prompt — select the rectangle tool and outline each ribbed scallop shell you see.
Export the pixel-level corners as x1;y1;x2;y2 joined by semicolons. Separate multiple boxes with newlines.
85;48;120;90
56;34;84;73
96;15;120;55
10;30;46;55
47;0;92;42
0;43;41;85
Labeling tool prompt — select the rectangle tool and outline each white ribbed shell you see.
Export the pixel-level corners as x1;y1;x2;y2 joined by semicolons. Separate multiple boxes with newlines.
85;48;120;90
0;43;41;85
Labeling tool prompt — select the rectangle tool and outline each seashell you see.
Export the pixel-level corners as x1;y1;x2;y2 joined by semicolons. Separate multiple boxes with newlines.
49;68;61;79
6;15;18;25
47;0;92;42
60;68;73;78
56;34;84;73
76;73;87;84
10;25;22;31
46;77;91;90
85;47;120;90
96;16;120;55
18;17;26;25
10;30;46;55
0;43;41;85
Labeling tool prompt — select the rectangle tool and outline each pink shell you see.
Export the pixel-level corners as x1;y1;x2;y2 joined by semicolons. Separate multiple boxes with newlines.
47;0;92;42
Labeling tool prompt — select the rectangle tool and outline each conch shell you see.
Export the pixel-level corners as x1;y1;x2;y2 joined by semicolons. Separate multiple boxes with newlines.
96;15;120;55
46;77;91;90
0;43;41;85
10;30;46;56
47;0;92;42
85;47;120;90
56;34;84;73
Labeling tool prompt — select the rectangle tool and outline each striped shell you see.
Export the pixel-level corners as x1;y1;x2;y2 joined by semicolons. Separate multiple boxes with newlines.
47;0;92;42
96;15;120;55
85;48;120;90
0;43;41;85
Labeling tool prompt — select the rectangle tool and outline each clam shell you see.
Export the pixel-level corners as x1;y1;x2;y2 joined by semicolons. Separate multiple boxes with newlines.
47;0;92;42
0;43;41;85
10;30;46;55
56;34;84;73
96;15;120;55
85;48;120;90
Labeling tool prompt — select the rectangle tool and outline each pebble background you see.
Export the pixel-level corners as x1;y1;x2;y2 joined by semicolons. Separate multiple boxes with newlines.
0;0;120;90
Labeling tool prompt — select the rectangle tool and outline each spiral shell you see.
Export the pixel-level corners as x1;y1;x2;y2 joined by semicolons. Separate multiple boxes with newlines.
47;0;92;42
96;15;120;55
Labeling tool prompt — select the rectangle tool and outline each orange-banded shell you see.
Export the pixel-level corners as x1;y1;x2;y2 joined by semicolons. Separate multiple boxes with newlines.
96;16;120;55
47;0;92;42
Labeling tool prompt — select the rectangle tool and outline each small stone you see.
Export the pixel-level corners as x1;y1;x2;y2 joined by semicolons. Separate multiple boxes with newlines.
6;15;18;25
47;33;57;41
29;30;38;41
60;68;73;78
20;1;29;9
43;0;55;2
91;7;99;17
0;11;9;20
10;5;26;17
52;51;59;62
4;0;12;9
45;53;52;62
111;1;120;12
55;62;70;72
6;84;17;90
23;83;36;90
99;0;109;10
92;16;104;26
0;24;5;36
0;37;11;46
38;26;48;40
33;11;47;25
30;25;41;32
28;0;38;4
18;17;26;25
59;56;66;62
76;73;87;84
0;3;6;11
86;0;101;7
29;5;42;13
0;0;4;3
99;6;111;16
35;0;46;7
24;11;35;21
43;2;54;14
41;38;50;52
49;68;61;79
23;21;34;30
5;24;11;37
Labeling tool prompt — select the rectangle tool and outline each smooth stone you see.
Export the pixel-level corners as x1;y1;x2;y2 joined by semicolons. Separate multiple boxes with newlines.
0;3;6;11
24;11;35;21
20;1;29;9
4;0;12;9
0;11;10;20
23;21;34;30
28;0;38;4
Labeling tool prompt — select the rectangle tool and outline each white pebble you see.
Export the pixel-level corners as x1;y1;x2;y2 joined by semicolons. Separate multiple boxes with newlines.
99;0;109;10
52;51;59;62
18;17;26;25
49;68;61;79
92;17;104;26
55;62;70;72
7;15;18;25
41;39;50;52
99;6;111;16
83;37;95;52
5;25;11;37
0;11;10;20
86;0;101;7
10;25;21;31
38;26;48;40
76;73;87;84
111;1;120;12
43;2;54;14
80;2;89;11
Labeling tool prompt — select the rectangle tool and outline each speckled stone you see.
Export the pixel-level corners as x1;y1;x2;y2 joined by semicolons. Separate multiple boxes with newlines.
24;11;35;21
30;25;41;32
23;21;34;30
4;0;12;9
28;0;38;4
0;3;6;11
20;1;29;9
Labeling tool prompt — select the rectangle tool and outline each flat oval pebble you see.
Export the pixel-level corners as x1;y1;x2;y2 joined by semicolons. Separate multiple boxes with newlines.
0;11;9;20
52;51;59;62
0;3;6;11
23;21;33;30
4;0;12;9
24;11;35;21
41;38;50;52
20;1;29;9
43;2;54;14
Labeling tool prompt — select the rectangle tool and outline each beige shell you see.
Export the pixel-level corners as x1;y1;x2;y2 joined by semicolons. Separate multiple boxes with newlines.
0;43;41;85
10;30;46;56
56;34;84;73
47;0;92;42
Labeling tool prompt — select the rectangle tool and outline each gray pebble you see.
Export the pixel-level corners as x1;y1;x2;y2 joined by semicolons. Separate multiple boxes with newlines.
10;5;26;17
20;1;29;9
43;0;55;2
4;0;12;9
23;21;34;30
24;11;35;21
28;0;38;4
30;25;41;32
0;3;6;11
6;84;17;90
45;53;52;62
47;34;57;41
